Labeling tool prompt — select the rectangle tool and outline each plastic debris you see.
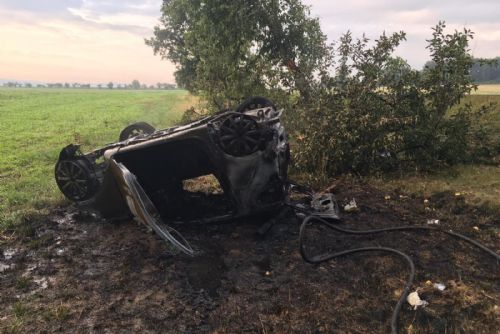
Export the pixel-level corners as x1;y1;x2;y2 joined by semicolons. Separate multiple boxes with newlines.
423;199;429;204
3;248;16;260
427;219;440;225
433;283;446;291
344;199;358;212
384;195;391;200
0;263;11;273
473;226;480;231
407;291;428;310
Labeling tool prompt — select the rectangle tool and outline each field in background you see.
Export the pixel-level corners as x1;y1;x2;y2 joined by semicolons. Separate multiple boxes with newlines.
473;84;500;95
0;88;193;227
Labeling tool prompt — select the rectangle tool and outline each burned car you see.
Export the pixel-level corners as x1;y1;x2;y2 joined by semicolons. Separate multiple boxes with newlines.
55;98;297;254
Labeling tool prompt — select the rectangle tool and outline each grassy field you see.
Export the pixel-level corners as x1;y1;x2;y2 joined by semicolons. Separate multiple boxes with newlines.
0;88;193;227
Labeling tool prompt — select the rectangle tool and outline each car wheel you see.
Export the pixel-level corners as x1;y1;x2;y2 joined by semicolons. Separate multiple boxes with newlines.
119;122;155;141
236;96;276;113
55;158;98;201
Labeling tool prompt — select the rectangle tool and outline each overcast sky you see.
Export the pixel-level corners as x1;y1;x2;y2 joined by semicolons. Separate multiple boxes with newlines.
1;0;499;85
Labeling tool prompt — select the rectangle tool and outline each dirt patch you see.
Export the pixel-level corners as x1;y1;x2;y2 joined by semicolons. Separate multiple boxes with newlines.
0;179;498;333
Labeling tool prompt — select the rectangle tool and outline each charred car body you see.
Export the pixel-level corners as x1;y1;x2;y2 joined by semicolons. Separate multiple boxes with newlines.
55;98;337;255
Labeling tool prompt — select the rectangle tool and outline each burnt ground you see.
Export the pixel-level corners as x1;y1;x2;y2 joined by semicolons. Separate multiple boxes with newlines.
0;179;499;334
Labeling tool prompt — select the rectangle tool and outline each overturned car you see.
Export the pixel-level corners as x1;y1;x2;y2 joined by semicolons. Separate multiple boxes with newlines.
55;97;337;255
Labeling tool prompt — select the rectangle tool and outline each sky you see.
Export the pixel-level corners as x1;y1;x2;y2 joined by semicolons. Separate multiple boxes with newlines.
1;0;499;85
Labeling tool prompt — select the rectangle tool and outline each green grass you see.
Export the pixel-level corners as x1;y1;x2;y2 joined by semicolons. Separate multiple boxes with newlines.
456;94;500;145
0;88;194;228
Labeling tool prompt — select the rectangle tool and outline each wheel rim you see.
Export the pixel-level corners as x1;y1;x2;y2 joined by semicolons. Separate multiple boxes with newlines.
55;160;93;201
119;122;155;141
219;114;261;156
126;128;146;139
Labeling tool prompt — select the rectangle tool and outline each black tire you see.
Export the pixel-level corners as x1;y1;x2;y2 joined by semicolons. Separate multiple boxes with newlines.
119;122;155;141
55;158;98;201
236;97;276;113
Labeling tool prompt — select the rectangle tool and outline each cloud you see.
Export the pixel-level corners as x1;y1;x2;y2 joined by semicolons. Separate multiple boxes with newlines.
0;0;83;13
1;0;499;83
67;0;161;26
0;3;174;85
302;0;500;68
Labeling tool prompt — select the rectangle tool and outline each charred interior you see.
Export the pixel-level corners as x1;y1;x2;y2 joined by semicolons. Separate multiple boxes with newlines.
114;139;234;221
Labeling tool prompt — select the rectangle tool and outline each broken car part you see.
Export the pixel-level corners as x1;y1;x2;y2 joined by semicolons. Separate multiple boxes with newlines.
55;97;336;255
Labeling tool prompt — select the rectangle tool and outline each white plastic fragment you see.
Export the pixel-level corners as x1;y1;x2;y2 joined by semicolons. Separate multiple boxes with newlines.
344;199;358;212
426;219;440;225
433;283;446;291
3;248;16;260
407;291;428;310
0;263;11;273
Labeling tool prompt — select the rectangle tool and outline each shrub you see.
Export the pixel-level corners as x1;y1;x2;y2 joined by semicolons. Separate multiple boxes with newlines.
291;22;487;176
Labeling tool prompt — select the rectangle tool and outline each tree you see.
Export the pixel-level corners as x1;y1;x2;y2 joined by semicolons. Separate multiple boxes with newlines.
24;83;32;88
147;0;330;110
149;2;489;174
107;82;114;89
130;79;140;90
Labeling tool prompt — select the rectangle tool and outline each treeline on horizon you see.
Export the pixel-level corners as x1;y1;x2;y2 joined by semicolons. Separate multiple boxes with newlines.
470;57;500;83
1;79;177;90
423;57;500;83
4;58;500;90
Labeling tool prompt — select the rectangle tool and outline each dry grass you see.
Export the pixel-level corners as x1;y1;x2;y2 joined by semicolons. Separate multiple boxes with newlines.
473;84;500;95
370;164;500;210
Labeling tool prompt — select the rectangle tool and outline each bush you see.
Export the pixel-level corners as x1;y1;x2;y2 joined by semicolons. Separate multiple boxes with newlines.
148;1;491;176
291;22;489;176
